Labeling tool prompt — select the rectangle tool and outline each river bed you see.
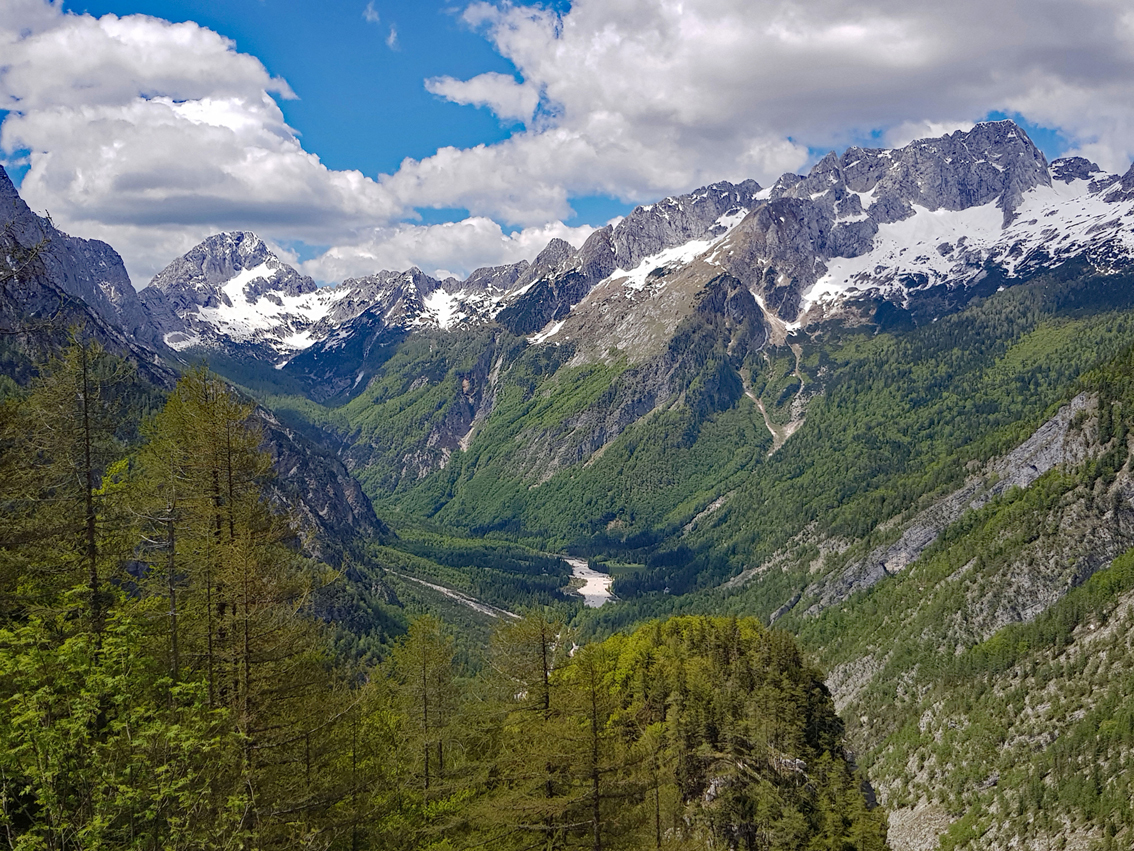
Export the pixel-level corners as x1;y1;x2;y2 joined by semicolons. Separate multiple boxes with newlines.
565;557;614;607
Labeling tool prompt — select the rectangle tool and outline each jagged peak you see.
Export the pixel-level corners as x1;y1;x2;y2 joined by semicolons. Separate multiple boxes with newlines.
533;237;577;263
0;165;20;201
1052;156;1104;184
463;260;529;292
145;229;317;304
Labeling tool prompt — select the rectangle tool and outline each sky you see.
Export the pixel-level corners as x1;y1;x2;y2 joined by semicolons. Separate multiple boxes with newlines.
3;0;1134;287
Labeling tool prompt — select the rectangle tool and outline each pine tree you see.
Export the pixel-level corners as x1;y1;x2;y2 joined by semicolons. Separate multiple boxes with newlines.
0;336;131;629
473;612;578;850
131;367;344;846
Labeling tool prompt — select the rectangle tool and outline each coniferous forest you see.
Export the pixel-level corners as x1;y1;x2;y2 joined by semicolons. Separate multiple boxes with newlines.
0;340;885;850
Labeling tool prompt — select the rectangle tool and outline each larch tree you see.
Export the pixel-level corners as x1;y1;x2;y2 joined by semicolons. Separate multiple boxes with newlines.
0;335;130;630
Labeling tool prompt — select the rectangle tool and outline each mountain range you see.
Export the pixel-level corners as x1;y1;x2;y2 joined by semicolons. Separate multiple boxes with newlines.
5;119;1134;851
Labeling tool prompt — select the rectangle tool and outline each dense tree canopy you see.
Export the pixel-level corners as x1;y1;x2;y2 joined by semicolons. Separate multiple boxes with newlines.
0;345;884;849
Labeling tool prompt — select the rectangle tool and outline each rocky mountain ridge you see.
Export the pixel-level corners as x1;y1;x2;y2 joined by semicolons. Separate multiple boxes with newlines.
55;120;1134;406
19;120;1134;389
1;166;176;383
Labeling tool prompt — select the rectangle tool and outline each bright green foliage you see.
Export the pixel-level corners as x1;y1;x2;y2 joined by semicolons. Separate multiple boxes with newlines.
469;615;887;851
767;345;1134;851
0;345;886;850
0;593;243;850
607;616;887;851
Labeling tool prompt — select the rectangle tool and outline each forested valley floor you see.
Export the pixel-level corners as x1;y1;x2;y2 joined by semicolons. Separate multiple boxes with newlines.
0;341;885;850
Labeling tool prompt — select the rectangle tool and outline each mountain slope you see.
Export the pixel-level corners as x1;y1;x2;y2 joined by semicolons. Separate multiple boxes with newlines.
0;170;387;562
12;119;1134;850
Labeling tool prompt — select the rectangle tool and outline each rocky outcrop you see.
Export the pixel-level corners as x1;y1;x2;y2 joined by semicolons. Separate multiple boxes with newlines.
509;274;767;481
145;231;316;306
835;121;1049;221
716;121;1054;321
1;168;176;384
803;393;1094;615
279;269;447;403
1102;162;1134;204
496;181;764;336
321;268;440;331
140;231;325;355
461;260;529;293
1051;156;1103;184
256;408;388;550
1;166;177;354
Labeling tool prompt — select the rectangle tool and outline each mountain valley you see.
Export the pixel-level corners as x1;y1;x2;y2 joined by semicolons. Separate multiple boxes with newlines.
3;120;1134;850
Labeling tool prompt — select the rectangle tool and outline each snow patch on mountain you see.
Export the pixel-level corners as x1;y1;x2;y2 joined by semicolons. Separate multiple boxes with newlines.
802;202;1004;311
613;238;720;293
163;330;203;352
191;270;349;347
801;174;1134;314
528;319;565;345
605;207;751;295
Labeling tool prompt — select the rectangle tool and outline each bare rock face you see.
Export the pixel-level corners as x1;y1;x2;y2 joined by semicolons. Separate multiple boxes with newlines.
321;268;442;330
256;408;388;549
146;231;316;306
507;274;767;481
140;231;325;356
841;121;1050;220
609;179;764;269
1;166;176;354
496;181;764;335
803;393;1094;615
718;121;1053;322
0;167;177;383
462;261;529;293
718;197;838;320
1051;156;1103;184
282;268;447;402
1102;162;1134;204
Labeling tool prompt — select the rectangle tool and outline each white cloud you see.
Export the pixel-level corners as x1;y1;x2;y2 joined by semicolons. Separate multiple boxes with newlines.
0;4;402;283
363;2;380;25
301;218;597;283
401;0;1134;217
426;72;538;123
386;25;399;50
883;120;978;150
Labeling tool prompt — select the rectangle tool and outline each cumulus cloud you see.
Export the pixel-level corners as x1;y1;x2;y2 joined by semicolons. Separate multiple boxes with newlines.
401;0;1134;217
362;2;380;25
426;72;539;124
300;218;598;283
5;0;1134;289
0;3;401;282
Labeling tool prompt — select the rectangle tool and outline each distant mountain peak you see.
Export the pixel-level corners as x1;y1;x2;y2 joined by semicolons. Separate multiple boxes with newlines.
147;231;316;300
140;231;329;355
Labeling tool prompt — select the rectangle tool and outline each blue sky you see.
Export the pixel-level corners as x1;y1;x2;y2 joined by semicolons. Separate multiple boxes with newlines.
72;0;635;228
3;0;1133;285
73;1;530;176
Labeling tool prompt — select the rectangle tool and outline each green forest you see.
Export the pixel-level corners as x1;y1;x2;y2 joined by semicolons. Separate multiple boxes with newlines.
141;262;1134;851
0;341;885;850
